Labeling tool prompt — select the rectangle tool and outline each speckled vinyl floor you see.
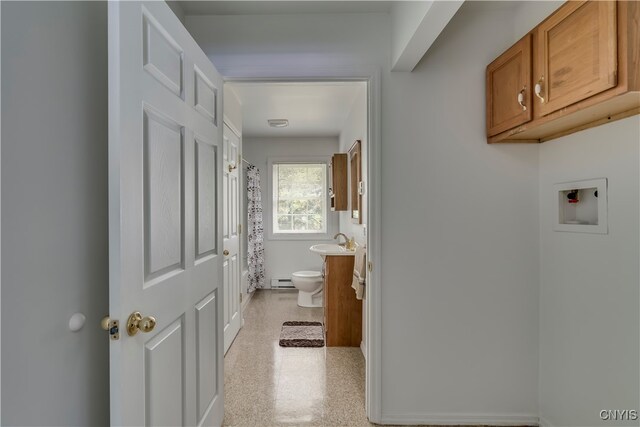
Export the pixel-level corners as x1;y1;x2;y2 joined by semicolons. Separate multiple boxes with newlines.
223;289;373;427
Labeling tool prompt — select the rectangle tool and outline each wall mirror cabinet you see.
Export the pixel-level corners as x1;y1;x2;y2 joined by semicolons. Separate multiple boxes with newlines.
349;140;362;224
330;153;348;211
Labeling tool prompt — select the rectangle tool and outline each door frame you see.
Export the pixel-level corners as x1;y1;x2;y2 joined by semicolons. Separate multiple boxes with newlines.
221;120;243;354
222;114;244;322
223;66;382;423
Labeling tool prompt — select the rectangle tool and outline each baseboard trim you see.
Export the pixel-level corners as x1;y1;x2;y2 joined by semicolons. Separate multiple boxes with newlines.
381;412;539;426
538;415;552;427
360;341;366;359
241;290;254;314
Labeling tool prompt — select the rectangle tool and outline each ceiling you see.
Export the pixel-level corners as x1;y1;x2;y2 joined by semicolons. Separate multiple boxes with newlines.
179;1;393;16
227;82;366;138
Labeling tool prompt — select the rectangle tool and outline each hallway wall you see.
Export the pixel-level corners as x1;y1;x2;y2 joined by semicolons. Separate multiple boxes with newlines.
1;2;109;425
538;117;640;427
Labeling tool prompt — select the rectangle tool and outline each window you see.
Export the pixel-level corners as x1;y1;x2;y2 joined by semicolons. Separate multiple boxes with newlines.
272;163;327;234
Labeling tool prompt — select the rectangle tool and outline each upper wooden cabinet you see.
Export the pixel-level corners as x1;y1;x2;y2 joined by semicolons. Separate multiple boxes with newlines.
330;153;347;211
534;1;617;117
486;34;532;136
487;0;639;144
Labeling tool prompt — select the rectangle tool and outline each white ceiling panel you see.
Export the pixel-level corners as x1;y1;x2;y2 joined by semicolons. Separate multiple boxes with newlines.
227;82;366;137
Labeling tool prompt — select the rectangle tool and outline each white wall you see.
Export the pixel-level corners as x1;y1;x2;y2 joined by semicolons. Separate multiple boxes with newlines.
512;4;639;426
538;116;640;427
381;3;541;421
224;85;243;136
1;2;109;425
187;3;541;423
243;137;340;284
185;12;389;74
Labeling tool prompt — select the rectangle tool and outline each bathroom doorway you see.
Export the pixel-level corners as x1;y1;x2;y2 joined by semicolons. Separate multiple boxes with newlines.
221;76;380;425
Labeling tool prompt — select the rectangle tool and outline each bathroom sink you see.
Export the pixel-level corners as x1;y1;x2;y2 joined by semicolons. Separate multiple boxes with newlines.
309;243;355;259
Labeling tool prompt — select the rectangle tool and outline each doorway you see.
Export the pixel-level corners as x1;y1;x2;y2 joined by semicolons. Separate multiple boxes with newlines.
221;78;378;425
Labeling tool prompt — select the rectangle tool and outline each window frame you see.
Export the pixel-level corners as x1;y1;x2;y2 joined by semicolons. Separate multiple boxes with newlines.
266;156;335;241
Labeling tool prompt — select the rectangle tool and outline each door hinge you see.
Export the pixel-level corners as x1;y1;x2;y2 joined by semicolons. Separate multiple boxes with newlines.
101;316;120;341
238;224;242;235
240;293;243;303
368;261;373;273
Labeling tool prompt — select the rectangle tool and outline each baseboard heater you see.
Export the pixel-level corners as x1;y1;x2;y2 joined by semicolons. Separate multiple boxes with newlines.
270;278;295;289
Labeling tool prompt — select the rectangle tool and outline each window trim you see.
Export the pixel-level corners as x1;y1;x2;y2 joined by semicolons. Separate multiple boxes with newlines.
266;156;336;241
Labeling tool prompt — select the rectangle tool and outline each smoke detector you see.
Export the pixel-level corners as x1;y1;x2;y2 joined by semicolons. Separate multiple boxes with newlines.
268;119;289;128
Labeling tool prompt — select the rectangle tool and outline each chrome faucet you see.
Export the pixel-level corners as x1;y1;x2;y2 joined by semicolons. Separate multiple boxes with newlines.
333;233;349;246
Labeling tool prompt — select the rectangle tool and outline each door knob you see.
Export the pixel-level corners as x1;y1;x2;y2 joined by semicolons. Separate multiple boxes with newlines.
223;249;229;256
126;311;157;336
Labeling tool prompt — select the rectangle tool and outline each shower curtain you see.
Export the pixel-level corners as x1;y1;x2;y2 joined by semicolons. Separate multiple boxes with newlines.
246;165;265;292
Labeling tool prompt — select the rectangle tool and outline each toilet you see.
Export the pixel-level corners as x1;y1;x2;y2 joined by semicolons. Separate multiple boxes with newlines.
291;271;323;308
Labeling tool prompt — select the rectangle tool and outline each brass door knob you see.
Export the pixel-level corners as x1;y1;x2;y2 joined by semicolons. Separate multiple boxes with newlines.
223;249;229;256
100;316;112;331
126;311;157;336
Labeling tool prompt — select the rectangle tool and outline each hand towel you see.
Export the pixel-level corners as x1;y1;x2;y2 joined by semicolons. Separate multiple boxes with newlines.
351;245;366;300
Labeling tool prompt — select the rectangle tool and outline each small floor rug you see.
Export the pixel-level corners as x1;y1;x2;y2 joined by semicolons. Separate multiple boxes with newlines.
279;321;325;347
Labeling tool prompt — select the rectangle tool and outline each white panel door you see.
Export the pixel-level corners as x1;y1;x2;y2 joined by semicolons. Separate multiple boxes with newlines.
108;2;224;425
222;123;241;353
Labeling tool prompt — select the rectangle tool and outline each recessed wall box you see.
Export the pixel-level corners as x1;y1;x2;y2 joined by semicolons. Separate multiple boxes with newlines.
553;178;607;234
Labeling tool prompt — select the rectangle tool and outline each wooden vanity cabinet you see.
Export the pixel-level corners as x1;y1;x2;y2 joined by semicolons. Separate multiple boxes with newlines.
329;153;347;211
323;255;362;347
486;0;640;144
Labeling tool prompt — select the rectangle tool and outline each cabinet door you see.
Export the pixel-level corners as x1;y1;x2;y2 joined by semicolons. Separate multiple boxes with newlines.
534;1;617;117
486;34;532;137
330;153;348;211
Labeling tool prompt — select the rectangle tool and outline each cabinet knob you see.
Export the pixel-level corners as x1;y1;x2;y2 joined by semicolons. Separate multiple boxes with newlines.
534;76;545;103
517;86;527;111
